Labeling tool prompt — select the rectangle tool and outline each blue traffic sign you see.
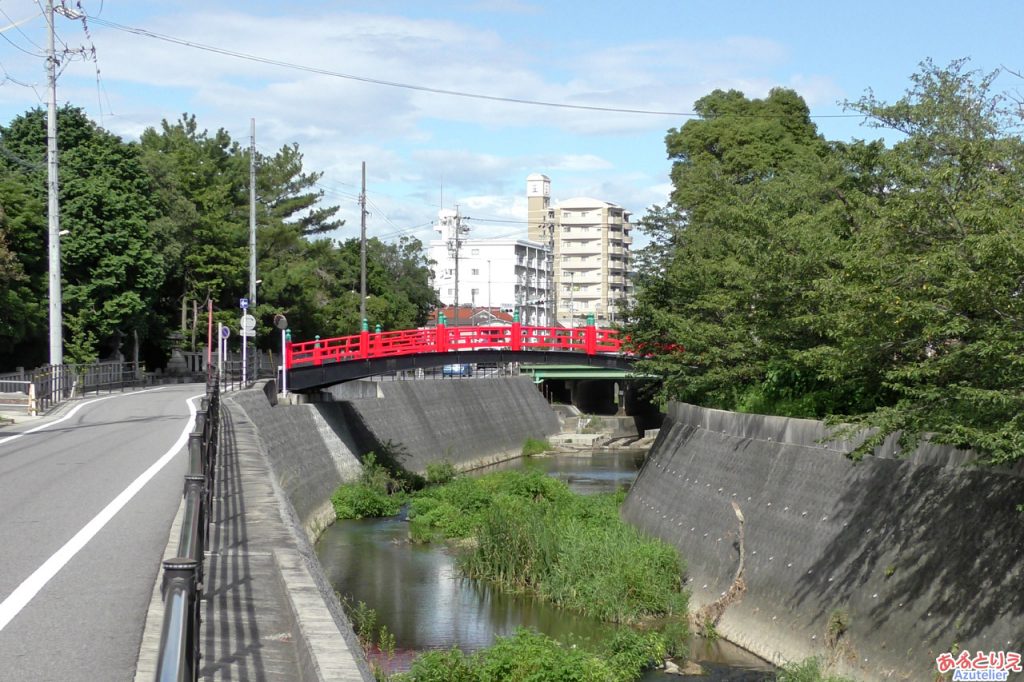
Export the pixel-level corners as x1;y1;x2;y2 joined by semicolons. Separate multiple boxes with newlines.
240;297;249;310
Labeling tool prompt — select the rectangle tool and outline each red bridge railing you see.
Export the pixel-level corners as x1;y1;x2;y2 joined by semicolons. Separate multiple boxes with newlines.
286;319;624;369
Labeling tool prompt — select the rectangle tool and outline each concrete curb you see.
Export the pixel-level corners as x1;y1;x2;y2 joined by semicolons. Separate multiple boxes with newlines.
273;549;366;682
133;494;187;681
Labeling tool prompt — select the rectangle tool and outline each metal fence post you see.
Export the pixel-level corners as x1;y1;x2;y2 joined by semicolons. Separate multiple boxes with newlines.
156;557;199;682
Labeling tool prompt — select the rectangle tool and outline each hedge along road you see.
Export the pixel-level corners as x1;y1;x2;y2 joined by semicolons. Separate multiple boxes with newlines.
0;384;203;682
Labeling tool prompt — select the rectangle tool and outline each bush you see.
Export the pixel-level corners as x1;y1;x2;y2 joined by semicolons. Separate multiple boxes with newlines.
393;648;475;682
602;627;669;679
331;452;406;519
425;460;457;485
521;437;551;457
331;483;403;519
473;628;617;682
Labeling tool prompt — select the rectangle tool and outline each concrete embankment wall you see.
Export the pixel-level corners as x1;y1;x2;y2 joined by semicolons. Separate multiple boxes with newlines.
324;377;561;473
621;403;1024;680
222;377;560;681
229;382;364;539
224;382;373;682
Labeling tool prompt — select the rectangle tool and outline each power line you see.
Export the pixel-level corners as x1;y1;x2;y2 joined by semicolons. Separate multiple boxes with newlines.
0;25;45;57
464;216;530;225
0;59;44;101
0;7;44;51
84;14;862;120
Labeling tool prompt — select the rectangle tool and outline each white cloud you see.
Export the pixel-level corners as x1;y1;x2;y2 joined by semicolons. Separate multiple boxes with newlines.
0;1;845;258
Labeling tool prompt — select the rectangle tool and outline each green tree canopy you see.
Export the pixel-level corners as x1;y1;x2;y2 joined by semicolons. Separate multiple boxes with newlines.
1;106;164;363
628;60;1024;464
811;59;1024;463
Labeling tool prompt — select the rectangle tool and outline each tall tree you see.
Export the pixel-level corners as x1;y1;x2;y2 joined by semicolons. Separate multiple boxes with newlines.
139;115;248;351
814;60;1024;463
1;106;164;363
627;88;860;414
0;170;46;366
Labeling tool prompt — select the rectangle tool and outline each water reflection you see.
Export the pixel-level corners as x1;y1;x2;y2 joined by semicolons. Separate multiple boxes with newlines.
316;451;774;679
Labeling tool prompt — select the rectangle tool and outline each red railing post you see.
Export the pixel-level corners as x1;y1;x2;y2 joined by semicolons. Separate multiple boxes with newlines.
584;314;597;355
511;311;522;351
360;319;370;359
436;313;447;353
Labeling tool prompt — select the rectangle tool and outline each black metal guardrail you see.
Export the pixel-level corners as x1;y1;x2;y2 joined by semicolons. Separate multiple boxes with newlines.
154;375;220;682
0;362;146;415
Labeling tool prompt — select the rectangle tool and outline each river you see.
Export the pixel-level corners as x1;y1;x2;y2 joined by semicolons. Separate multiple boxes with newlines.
316;450;774;680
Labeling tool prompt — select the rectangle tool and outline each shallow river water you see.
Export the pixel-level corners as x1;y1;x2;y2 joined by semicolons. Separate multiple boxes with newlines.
316;451;774;680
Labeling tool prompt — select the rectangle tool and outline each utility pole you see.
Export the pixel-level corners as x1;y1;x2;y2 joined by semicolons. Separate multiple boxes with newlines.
569;271;575;329
249;118;257;306
46;0;62;366
360;161;367;323
545;222;554;327
447;206;466;327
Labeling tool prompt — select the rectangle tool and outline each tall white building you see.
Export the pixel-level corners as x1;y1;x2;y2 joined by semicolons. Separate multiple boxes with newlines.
429;208;552;325
526;174;634;326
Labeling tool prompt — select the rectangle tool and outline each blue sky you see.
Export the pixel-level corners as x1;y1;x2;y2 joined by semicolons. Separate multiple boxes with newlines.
1;1;1021;247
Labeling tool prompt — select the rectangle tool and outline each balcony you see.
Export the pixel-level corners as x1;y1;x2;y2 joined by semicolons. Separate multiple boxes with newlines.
559;242;602;255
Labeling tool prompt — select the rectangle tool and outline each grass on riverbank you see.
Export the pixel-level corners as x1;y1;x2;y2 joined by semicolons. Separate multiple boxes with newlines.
521;437;551;456
390;627;672;682
408;468;688;626
331;453;408;519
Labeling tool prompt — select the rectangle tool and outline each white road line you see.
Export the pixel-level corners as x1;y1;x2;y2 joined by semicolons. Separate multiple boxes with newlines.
0;387;167;447
0;392;203;632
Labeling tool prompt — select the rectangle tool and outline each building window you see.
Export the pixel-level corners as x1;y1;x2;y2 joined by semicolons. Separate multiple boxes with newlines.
471;288;480;297
447;288;453;295
471;268;480;276
470;248;480;256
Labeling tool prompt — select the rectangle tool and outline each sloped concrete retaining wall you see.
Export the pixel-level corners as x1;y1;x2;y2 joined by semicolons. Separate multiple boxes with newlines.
229;385;363;539
326;377;561;473
621;403;1024;680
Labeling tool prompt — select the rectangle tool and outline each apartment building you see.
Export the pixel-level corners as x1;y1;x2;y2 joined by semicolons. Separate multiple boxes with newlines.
526;173;634;327
429;208;552;326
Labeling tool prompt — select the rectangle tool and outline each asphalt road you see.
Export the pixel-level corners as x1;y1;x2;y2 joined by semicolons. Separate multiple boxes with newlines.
0;384;204;682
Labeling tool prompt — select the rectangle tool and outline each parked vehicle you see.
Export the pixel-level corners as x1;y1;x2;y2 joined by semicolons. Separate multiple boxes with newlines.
442;363;472;377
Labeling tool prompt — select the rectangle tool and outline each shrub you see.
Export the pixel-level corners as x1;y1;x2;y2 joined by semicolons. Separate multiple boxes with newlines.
425;460;458;485
331;452;406;519
602;627;669;679
521;437;551;457
331;483;403;519
393;648;475;682
473;628;617;682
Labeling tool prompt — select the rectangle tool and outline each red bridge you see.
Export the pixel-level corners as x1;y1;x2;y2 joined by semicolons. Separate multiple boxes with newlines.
284;317;635;391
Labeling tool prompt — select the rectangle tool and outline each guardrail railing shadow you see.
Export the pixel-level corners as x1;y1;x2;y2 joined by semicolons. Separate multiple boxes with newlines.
154;374;220;682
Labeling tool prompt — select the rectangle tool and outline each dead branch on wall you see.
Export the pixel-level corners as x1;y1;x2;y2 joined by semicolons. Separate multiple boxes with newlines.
691;501;746;633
